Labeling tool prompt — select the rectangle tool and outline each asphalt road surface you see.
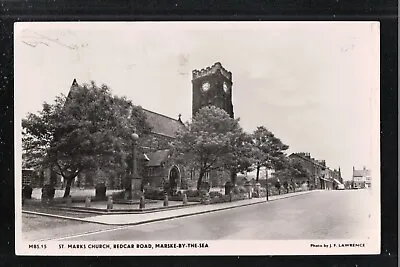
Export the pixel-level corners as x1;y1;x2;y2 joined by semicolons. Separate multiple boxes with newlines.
60;189;376;241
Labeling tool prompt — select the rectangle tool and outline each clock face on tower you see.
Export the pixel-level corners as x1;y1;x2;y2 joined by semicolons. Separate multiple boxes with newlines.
201;81;210;92
192;63;234;119
223;82;229;93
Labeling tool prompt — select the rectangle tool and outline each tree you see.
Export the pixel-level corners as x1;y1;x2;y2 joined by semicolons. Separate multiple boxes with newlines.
274;157;310;191
289;158;310;183
283;180;289;193
251;126;289;181
170;106;243;190
22;81;152;197
223;131;256;185
274;167;291;186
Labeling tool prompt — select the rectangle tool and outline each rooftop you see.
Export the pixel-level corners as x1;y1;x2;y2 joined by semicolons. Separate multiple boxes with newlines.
192;62;232;80
146;149;170;167
353;168;371;177
142;109;186;138
289;153;327;169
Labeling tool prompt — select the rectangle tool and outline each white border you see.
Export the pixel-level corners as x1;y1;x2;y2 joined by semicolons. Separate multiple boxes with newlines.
17;240;379;256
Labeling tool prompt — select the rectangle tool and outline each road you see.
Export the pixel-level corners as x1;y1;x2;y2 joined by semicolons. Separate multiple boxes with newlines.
58;189;376;241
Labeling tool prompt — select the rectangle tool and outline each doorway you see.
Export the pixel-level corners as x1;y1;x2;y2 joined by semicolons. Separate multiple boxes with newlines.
169;166;180;191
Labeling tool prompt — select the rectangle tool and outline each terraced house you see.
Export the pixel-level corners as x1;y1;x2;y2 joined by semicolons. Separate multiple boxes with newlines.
288;152;341;190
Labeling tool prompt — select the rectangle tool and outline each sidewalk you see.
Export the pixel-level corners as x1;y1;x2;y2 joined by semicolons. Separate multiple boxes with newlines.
23;190;318;226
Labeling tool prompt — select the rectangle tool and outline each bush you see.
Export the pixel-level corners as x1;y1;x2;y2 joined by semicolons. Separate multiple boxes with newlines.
144;188;165;199
210;195;229;204
162;181;179;195
185;189;200;198
233;187;240;194
209;191;223;198
252;190;266;198
163;181;171;194
110;190;126;199
231;193;248;201
233;186;246;195
176;190;186;196
199;181;210;192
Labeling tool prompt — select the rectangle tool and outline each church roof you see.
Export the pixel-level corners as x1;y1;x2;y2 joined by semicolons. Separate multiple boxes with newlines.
142;109;186;138
146;149;170;167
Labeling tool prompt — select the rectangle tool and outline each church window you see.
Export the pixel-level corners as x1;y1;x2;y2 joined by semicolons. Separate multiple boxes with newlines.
204;172;210;181
223;82;229;93
148;167;155;177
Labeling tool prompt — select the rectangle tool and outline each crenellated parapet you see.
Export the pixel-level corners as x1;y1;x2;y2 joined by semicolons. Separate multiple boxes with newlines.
192;62;232;80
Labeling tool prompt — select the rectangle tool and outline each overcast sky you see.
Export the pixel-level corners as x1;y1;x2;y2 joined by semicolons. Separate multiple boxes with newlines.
14;22;380;181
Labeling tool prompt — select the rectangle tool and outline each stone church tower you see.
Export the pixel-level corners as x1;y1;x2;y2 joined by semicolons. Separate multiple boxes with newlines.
191;62;235;188
192;62;234;118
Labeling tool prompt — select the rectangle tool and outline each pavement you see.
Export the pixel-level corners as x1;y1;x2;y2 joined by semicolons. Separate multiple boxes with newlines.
57;200;200;214
58;189;376;241
23;190;314;226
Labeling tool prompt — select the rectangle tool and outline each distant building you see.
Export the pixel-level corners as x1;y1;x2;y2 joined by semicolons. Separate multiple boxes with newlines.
288;152;334;190
352;166;371;189
330;167;344;189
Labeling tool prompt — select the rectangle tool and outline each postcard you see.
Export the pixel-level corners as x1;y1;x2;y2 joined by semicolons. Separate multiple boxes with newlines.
14;21;380;255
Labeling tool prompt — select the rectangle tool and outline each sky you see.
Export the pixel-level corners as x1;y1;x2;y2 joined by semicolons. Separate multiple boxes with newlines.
14;22;380;181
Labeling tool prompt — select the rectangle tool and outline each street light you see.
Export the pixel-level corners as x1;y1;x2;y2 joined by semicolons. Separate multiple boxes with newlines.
132;132;139;140
131;132;139;176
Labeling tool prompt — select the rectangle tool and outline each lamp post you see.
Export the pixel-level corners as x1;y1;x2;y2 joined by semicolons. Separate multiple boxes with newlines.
132;132;139;174
131;132;140;199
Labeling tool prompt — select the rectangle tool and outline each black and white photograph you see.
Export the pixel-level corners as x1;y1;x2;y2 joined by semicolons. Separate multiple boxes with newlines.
14;22;380;255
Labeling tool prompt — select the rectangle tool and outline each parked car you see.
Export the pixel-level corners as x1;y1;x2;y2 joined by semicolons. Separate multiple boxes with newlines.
337;184;345;190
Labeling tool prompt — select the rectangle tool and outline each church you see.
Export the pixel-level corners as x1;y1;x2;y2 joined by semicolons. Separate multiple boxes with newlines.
138;62;235;191
25;62;236;191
